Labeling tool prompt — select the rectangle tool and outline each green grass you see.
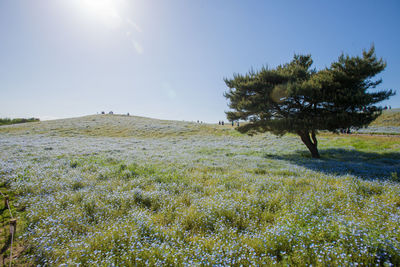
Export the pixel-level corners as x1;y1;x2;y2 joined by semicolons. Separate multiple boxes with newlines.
319;133;400;151
0;182;30;265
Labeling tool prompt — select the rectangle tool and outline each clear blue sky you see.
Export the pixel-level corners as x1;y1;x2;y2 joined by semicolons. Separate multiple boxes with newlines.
1;0;399;122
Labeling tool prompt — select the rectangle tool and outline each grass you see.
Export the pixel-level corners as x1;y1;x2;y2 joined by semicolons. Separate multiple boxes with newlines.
0;181;30;265
319;133;400;151
0;114;399;265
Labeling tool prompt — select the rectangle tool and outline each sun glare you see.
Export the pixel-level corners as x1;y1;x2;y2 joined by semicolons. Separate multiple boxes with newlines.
79;0;122;28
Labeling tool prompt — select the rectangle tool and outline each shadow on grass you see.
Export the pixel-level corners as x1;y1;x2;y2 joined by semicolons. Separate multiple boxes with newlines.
264;148;400;180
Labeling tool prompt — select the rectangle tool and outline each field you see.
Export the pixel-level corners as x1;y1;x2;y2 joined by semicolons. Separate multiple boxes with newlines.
1;114;400;266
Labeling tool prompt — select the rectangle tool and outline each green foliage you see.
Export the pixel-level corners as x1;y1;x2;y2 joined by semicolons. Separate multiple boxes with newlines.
391;172;399;182
225;46;395;157
69;160;79;168
0;118;39;126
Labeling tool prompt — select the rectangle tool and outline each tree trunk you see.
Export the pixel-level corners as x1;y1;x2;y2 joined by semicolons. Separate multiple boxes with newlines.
297;130;320;158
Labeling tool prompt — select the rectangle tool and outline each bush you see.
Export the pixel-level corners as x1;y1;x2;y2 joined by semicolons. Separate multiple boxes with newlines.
0;117;40;126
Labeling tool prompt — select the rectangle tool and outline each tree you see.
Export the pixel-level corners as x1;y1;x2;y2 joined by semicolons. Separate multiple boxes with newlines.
224;47;395;158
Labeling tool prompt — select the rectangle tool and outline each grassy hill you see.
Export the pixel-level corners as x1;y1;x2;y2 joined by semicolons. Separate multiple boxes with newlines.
371;108;400;126
0;114;399;265
0;114;238;138
1;109;399;137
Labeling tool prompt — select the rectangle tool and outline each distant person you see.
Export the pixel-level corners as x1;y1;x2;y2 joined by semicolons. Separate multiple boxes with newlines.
237;121;239;127
232;121;234;126
222;121;224;125
127;113;130;116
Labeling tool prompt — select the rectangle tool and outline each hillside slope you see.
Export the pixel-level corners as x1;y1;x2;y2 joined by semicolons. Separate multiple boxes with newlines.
371;108;400;126
0;114;237;138
1;109;399;137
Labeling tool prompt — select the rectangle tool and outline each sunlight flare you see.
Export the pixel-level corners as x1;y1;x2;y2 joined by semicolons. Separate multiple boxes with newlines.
79;0;122;28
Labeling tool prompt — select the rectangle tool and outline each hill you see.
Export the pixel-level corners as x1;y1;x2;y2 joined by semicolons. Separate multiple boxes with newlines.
0;114;238;138
371;108;400;126
1;110;399;138
354;108;400;135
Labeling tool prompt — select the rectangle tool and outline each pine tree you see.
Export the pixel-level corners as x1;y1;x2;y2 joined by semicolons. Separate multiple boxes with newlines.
224;46;395;158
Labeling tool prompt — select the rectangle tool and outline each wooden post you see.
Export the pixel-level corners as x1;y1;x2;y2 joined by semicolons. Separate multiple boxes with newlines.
10;219;17;235
4;195;9;209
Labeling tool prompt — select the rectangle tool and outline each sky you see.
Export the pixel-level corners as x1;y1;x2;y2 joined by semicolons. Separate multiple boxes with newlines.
0;0;399;122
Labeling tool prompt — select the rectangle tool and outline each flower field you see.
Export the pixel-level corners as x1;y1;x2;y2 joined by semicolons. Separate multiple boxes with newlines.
1;115;400;265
